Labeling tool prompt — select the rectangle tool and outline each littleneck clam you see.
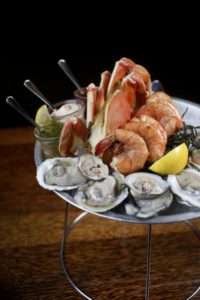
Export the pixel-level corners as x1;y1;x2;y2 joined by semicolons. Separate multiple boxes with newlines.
74;174;128;212
78;154;109;180
37;157;87;191
168;168;200;208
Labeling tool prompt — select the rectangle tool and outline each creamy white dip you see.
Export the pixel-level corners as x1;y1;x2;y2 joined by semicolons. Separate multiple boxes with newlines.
52;103;81;117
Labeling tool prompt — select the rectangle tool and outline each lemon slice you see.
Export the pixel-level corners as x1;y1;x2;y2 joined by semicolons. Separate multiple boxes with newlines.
149;143;188;175
35;105;52;125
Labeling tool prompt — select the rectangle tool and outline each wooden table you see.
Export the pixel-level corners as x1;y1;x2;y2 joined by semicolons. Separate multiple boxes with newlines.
1;126;200;300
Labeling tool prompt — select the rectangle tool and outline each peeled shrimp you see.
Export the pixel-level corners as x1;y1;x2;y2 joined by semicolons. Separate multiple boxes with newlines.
110;129;149;175
136;99;183;136
146;92;172;104
122;115;167;161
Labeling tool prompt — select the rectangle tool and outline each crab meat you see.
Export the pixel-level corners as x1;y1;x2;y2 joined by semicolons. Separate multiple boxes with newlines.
59;118;88;156
87;57;151;153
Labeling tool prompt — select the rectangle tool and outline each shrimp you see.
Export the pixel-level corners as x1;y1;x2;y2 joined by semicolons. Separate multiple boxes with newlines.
122;115;167;161
136;99;183;136
110;129;149;175
146;92;172;104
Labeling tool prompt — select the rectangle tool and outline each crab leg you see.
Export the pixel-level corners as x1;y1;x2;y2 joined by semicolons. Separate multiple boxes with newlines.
96;71;111;112
86;83;98;128
107;57;136;97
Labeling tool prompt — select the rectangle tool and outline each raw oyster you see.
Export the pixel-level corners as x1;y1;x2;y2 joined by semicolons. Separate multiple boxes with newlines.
189;149;200;171
78;154;109;180
168;168;200;207
125;172;169;199
37;157;87;191
125;191;173;218
74;175;128;212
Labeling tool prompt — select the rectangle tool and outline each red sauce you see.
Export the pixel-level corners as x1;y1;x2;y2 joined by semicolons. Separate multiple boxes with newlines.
73;87;87;102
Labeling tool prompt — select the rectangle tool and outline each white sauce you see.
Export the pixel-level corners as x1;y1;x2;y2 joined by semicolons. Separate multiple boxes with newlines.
52;103;81;117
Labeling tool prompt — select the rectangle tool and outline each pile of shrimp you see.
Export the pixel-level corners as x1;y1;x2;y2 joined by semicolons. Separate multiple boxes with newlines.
105;91;184;175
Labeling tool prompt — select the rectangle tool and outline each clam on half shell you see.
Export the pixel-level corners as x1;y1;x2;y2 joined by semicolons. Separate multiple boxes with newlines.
74;174;128;212
36;157;87;191
168;168;200;208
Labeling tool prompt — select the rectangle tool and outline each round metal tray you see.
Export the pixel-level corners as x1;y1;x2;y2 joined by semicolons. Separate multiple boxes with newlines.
34;97;200;224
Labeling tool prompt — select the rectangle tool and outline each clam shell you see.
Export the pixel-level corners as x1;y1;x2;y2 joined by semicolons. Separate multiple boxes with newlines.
36;157;87;191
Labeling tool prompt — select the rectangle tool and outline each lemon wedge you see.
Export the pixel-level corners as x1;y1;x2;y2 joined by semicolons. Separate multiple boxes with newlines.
149;143;188;175
35;105;51;125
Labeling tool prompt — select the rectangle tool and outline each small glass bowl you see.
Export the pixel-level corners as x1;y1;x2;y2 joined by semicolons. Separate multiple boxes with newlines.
73;88;87;102
34;129;60;159
52;99;85;123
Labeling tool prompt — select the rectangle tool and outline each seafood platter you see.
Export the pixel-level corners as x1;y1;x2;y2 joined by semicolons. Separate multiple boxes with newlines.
35;57;200;224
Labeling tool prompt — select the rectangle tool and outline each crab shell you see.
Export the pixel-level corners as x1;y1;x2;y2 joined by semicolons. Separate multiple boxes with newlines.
87;58;151;154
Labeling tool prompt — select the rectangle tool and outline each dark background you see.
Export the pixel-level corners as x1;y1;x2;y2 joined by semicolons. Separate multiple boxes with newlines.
1;9;200;128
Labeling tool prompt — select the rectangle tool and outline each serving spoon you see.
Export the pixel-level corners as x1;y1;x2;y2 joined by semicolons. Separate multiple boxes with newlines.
6;96;41;130
24;79;54;112
58;59;82;91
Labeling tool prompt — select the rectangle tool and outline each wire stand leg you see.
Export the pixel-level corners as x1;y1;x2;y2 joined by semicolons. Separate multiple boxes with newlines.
60;203;92;300
145;224;152;300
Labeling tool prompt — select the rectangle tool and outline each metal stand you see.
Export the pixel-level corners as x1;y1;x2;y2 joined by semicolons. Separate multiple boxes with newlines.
60;203;200;299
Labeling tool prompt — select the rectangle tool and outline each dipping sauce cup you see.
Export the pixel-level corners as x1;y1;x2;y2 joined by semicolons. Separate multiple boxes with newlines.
73;88;87;102
52;99;85;123
34;99;85;159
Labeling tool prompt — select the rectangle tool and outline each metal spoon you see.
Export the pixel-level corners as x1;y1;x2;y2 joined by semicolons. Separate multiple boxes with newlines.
6;96;41;131
24;79;54;112
58;59;82;91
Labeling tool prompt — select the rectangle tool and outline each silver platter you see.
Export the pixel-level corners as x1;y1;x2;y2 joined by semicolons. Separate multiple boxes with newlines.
34;98;200;224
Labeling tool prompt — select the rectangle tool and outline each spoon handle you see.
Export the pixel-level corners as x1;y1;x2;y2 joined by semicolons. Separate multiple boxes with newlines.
58;59;82;91
6;96;41;130
24;79;54;111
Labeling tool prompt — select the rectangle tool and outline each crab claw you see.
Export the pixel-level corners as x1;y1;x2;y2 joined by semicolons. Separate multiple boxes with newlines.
59;118;88;157
107;57;136;97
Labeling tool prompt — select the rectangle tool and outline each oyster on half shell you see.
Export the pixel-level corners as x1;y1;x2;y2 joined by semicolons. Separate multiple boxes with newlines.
125;172;169;200
168;168;200;208
125;191;173;219
78;154;109;180
74;174;128;212
37;157;87;191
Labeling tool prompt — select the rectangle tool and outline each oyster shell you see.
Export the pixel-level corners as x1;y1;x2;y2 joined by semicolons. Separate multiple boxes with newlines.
37;157;87;191
74;175;128;212
189;149;200;171
168;168;200;207
125;191;173;218
125;172;169;200
78;154;109;180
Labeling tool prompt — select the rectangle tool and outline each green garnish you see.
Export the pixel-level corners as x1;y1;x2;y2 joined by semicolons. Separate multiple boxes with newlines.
167;123;200;150
38;119;63;138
